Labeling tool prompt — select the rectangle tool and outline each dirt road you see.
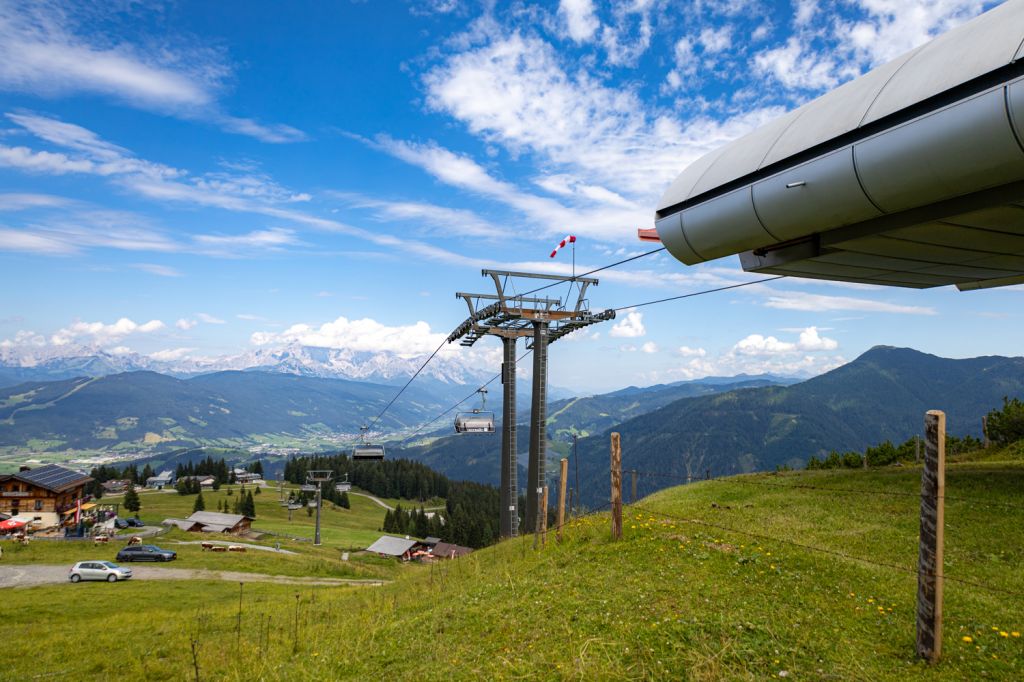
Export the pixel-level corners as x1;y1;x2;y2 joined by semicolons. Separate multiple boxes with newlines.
0;564;384;588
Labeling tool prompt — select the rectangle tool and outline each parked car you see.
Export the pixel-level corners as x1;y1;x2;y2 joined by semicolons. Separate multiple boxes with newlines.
126;518;145;528
116;545;177;562
113;518;129;529
68;561;132;583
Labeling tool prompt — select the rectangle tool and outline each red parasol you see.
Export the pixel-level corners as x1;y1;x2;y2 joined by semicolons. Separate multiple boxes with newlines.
0;518;27;532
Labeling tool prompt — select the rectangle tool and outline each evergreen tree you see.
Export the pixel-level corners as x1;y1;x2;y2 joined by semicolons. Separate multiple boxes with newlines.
254;486;261;495
339;491;350;509
193;492;205;513
241;490;256;518
123;486;141;513
141;464;155;481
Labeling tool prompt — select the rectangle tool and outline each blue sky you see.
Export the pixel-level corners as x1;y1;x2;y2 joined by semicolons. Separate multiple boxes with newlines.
0;0;1019;393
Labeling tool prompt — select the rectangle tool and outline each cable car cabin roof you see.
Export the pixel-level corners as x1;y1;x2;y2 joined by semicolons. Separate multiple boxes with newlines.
455;412;495;434
352;445;385;459
655;0;1024;291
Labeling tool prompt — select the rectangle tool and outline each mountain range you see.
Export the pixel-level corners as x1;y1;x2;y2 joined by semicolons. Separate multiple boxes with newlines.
0;342;492;390
389;347;1024;504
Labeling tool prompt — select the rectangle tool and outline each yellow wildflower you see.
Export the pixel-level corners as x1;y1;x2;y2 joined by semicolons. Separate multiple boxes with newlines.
962;636;973;643
1000;631;1009;638
1012;632;1020;638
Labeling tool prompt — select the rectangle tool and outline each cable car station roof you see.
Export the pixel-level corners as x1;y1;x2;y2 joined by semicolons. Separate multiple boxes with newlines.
655;0;1024;290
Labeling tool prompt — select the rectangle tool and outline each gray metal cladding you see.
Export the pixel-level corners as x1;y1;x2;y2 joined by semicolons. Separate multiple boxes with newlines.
1008;78;1024;148
751;148;882;241
854;89;1024;213
654;212;702;264
679;186;774;263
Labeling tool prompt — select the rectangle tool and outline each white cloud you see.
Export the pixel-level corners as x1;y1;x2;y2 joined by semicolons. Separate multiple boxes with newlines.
733;326;839;356
762;290;937;315
610;310;645;338
699;26;733;53
0;192;70;211
175;318;197;330
149;347;195;362
641;341;658;354
733;333;796;356
559;0;601;43
0;3;303;142
753;37;838;90
331;191;503;238
0;227;77;254
50;317;165;346
677;345;707;357
196;313;225;325
132;263;182;277
251;316;447;357
193;228;299;251
236;314;265;321
797;326;838;351
421;31;783;201
840;0;987;66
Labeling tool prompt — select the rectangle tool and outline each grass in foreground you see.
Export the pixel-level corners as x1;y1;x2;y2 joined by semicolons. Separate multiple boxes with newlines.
2;459;1021;680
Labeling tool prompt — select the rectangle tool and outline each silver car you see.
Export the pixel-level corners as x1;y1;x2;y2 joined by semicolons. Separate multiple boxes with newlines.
68;560;133;583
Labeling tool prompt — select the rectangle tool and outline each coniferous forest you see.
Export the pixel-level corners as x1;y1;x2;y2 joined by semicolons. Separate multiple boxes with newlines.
284;454;500;548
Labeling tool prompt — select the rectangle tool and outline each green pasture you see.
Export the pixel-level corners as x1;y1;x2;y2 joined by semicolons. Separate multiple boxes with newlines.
2;451;1021;680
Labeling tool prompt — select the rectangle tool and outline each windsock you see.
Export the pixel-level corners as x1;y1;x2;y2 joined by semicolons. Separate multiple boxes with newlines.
549;234;576;258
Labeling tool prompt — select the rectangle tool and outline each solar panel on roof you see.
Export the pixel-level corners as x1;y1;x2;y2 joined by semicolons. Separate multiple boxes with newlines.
18;464;89;490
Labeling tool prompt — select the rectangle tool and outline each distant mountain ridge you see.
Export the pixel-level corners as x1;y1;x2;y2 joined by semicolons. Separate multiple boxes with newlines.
389;347;1024;500
0;342;492;388
0;370;451;452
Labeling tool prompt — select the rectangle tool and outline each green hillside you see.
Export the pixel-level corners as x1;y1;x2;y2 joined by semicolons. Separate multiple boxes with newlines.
2;449;1021;680
569;347;1024;505
0;370;449;453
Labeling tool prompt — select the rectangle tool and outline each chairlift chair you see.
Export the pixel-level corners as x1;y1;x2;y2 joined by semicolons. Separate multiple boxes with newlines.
352;425;385;460
455;388;495;434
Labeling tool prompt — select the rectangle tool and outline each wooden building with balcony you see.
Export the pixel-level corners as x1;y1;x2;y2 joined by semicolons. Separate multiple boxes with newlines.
0;464;93;529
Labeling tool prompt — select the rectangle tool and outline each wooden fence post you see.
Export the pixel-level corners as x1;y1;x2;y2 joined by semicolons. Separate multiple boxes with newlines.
631;469;638;503
557;458;568;542
917;410;946;663
610;433;622;540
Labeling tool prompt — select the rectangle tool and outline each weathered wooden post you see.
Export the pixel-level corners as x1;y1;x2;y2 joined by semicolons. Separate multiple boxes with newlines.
610;432;622;540
917;410;946;663
630;469;638;503
557;458;568;542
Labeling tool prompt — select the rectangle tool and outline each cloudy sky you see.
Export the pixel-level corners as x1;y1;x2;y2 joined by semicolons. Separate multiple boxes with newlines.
0;0;1019;393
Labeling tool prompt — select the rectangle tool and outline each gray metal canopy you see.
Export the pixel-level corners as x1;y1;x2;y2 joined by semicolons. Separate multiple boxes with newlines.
655;0;1024;290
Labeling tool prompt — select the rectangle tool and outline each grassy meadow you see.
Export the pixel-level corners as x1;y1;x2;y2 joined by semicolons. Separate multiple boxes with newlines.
2;452;1022;680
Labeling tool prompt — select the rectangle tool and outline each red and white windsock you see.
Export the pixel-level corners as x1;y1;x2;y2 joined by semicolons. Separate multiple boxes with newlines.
550;234;576;258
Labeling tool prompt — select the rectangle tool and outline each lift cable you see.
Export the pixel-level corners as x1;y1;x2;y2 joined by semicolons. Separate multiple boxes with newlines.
365;336;449;432
517;246;667;298
365;248;785;436
398;349;535;446
611;275;786;311
364;247;665;432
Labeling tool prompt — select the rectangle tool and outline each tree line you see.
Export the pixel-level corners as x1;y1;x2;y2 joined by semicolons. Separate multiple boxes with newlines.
806;397;1023;470
284;453;500;549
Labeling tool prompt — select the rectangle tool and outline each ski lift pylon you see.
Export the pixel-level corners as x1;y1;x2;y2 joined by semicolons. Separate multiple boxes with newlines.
455;387;495;434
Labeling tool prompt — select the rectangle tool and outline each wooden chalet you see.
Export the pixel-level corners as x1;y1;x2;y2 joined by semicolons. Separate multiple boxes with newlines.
0;465;93;529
